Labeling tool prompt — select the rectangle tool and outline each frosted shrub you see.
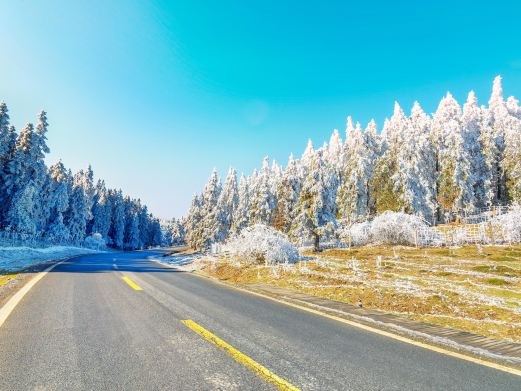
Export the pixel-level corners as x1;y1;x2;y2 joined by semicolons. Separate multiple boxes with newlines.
339;221;371;246
225;224;300;265
370;212;428;245
491;206;521;244
84;232;106;250
339;211;429;246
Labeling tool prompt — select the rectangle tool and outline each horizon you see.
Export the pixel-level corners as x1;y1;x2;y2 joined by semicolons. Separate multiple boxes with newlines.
1;0;520;219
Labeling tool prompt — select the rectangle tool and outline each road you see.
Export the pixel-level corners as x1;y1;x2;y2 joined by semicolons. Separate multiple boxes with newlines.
0;250;520;390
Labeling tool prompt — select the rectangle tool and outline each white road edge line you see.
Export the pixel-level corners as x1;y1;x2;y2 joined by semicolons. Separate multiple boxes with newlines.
0;260;66;329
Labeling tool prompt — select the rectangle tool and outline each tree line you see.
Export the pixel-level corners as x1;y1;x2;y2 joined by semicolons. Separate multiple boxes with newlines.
0;102;162;249
184;76;521;250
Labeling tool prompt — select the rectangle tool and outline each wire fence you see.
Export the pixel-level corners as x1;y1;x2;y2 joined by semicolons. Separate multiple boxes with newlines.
460;205;510;224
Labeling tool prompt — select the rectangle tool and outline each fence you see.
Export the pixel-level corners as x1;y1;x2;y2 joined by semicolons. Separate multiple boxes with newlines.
461;205;510;224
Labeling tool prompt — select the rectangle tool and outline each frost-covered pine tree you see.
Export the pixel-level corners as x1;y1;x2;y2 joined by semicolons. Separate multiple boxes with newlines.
61;166;94;243
503;115;521;201
462;91;490;207
336;122;374;221
89;180;112;242
393;102;437;221
185;194;203;247
326;129;343;173
249;157;276;225
231;175;250;234
3;123;41;233
506;96;521;119
481;76;508;205
136;199;149;248
273;153;302;233
369;105;406;214
45;161;71;242
212;167;238;242
187;168;221;249
291;150;338;250
108;189;126;248
124;211;140;249
168;218;186;245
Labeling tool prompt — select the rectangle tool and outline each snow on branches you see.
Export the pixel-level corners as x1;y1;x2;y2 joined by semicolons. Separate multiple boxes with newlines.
225;224;300;265
184;77;521;250
0;101;162;249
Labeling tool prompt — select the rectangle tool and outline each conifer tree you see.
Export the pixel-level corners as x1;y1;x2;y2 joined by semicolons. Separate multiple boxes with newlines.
291;150;338;250
273;154;302;233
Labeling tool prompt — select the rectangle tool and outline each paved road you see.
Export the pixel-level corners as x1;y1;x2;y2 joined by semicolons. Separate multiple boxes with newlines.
0;250;520;390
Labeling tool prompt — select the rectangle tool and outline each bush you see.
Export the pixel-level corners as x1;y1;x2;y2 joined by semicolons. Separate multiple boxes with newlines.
340;211;429;246
225;224;300;264
84;232;106;250
491;206;521;244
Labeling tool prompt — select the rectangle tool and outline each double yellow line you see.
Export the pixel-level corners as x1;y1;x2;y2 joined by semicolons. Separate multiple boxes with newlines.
181;319;299;391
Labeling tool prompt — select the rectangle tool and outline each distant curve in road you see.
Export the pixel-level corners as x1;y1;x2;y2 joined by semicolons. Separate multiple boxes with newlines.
0;250;520;390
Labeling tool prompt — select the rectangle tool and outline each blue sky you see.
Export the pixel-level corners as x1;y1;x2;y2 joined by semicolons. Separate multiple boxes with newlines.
1;0;520;218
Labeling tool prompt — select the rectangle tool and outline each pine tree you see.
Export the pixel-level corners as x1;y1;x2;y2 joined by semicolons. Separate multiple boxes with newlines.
337;122;375;221
249;157;276;225
291;150;338;250
231;175;250;234
272;154;302;233
462;91;490;207
108;190;126;248
45;161;71;242
212;167;238;242
478;77;508;206
369;105;406;214
185;194;203;247
89;180;112;242
393;102;437;221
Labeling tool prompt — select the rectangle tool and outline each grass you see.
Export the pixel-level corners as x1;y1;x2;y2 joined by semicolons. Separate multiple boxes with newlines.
197;244;521;343
0;273;17;287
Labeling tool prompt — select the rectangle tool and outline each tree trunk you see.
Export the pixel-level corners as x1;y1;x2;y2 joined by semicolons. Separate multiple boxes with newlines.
313;232;321;252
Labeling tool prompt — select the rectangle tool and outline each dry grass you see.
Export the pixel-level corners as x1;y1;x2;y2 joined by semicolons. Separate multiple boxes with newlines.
199;245;521;342
0;273;17;287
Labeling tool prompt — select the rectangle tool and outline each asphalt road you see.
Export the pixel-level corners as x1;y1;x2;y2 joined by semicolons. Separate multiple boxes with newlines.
0;250;520;390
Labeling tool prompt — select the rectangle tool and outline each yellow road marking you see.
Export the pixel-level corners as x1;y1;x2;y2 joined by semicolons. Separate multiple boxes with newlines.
189;271;521;378
181;319;299;391
122;276;143;291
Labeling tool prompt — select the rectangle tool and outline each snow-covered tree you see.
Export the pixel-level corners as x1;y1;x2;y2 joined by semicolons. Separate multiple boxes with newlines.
231;175;250;234
273;154;302;233
462;91;490;207
89;180;112;242
393;102;437;221
45;161;71;242
108;190;126;248
212;167;238;242
337;122;375;221
249;157;276;225
291;150;338;250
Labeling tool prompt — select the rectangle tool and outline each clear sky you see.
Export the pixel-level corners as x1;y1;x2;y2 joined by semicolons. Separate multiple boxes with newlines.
1;0;520;218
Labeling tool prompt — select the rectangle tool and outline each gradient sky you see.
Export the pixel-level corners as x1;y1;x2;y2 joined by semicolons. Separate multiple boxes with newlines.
1;1;520;218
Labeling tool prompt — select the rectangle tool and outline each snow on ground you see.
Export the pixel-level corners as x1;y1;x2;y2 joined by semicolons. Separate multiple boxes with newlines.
0;246;102;272
150;252;202;271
